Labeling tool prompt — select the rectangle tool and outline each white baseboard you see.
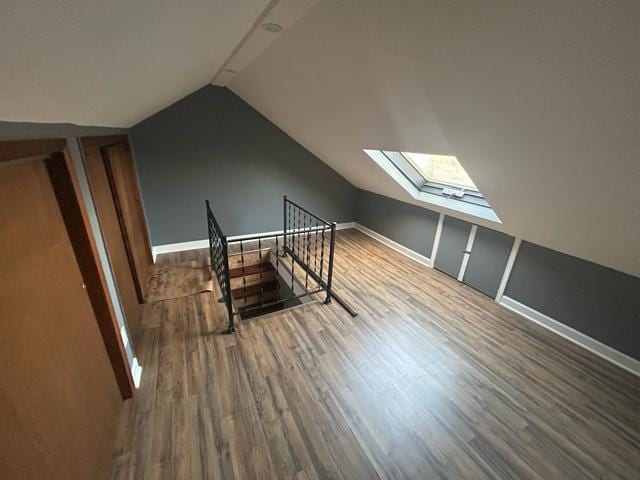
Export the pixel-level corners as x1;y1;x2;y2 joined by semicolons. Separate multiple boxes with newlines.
152;223;638;379
337;221;356;230
152;239;209;261
120;325;129;349
500;296;640;378
131;357;143;388
152;222;356;261
353;223;433;268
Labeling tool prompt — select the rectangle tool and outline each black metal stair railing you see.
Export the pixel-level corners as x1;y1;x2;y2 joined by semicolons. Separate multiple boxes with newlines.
282;195;336;304
206;196;339;334
206;200;234;333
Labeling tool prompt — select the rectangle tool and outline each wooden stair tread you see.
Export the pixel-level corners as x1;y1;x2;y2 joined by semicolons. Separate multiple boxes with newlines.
227;249;270;269
239;302;285;318
228;262;275;279
231;280;279;299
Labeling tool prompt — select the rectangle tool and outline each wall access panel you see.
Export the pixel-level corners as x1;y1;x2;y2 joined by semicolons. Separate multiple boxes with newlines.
434;216;472;279
462;226;514;298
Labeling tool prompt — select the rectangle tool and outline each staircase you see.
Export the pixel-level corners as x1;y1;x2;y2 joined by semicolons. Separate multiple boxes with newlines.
206;197;351;334
228;249;283;318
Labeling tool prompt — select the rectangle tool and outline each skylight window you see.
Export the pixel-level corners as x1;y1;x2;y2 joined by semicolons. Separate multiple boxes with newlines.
363;149;500;223
402;152;478;191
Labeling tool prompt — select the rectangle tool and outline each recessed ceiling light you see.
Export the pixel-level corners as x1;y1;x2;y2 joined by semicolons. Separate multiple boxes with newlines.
262;22;283;33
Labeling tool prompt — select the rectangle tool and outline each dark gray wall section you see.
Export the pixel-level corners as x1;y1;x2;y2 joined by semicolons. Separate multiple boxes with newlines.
4;119;640;363
434;216;471;278
130;86;356;245
355;190;640;361
506;241;640;360
463;227;514;298
355;189;439;258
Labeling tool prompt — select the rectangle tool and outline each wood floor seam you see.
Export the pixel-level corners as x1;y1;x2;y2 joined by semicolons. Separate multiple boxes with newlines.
112;230;640;480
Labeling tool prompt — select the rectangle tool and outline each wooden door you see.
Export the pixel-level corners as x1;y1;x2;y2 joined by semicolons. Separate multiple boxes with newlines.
0;146;123;480
102;141;153;298
83;142;142;336
81;136;153;339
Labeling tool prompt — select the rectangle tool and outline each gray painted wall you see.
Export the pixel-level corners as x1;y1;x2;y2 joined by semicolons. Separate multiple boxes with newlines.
130;86;357;245
354;188;640;361
505;242;640;360
6;114;635;366
355;189;439;258
0;121;136;366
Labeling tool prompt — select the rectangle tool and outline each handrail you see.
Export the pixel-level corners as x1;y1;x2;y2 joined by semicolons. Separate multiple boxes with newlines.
206;195;350;334
226;225;328;243
283;195;336;304
206;200;234;333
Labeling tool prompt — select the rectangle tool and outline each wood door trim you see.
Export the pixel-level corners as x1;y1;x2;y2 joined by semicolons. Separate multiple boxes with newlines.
0;139;134;399
103;141;154;266
0;138;67;163
123;142;154;266
101;145;145;303
82;142;142;338
82;136;154;302
80;134;129;150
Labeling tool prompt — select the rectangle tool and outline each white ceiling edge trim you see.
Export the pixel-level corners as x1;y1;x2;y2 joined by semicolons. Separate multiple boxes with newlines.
211;0;320;86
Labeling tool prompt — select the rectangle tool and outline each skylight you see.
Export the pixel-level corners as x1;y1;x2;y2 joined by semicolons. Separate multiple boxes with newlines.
363;149;500;223
402;152;478;191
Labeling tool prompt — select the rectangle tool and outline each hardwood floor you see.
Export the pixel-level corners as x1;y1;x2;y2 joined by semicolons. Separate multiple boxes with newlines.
111;229;640;480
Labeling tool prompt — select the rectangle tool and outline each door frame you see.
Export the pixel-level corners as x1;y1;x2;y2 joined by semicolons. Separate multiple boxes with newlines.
80;135;153;302
458;224;478;281
0;138;134;399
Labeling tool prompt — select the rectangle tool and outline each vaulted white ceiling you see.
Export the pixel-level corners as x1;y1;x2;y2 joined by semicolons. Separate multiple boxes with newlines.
0;0;272;126
1;1;639;276
229;0;640;277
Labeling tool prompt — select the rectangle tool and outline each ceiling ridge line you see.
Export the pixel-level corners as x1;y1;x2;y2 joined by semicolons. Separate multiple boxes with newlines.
210;0;281;85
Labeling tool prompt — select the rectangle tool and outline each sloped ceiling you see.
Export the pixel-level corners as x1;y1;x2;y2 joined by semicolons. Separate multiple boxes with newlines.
229;0;640;277
0;0;271;127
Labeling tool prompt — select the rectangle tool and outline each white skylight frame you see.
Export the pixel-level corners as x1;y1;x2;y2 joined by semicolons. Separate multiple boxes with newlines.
364;149;501;223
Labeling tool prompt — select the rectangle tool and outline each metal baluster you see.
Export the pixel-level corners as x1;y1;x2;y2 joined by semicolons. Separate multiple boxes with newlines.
287;198;292;258
240;240;246;310
304;212;310;292
290;207;295;295
275;233;279;278
313;218;319;281
319;225;326;282
206;201;213;275
283;195;287;256
258;237;263;307
325;222;337;304
290;238;295;301
222;235;234;333
296;205;301;259
292;204;297;258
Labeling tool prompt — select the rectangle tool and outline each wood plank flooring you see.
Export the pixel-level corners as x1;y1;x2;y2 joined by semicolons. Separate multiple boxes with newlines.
111;229;640;480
